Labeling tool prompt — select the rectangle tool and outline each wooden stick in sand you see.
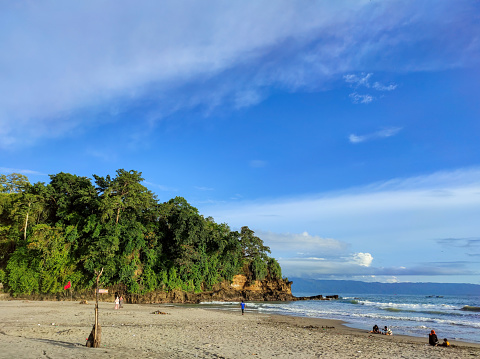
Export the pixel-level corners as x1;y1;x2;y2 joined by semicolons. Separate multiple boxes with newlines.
86;267;103;348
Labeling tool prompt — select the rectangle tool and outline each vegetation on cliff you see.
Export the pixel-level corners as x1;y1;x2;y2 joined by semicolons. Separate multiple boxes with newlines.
0;170;282;296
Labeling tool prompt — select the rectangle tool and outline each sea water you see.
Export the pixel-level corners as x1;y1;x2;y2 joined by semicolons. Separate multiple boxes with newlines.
199;294;480;344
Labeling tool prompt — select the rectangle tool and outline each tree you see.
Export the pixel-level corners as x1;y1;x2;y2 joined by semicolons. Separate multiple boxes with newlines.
0;173;30;194
157;197;209;289
239;226;271;261
87;169;158;292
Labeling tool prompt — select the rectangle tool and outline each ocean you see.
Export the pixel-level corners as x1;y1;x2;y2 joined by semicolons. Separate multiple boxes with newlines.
199;294;480;344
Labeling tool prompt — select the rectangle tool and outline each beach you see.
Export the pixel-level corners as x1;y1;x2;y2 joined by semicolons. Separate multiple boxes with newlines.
1;300;479;359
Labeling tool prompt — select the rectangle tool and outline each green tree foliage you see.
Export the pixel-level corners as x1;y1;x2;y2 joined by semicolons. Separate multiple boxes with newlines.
0;173;30;194
0;170;283;295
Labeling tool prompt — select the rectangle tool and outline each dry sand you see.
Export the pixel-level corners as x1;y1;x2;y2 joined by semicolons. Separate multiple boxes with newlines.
1;300;479;358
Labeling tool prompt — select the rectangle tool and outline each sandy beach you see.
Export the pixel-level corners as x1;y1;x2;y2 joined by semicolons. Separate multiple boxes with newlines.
1;300;479;359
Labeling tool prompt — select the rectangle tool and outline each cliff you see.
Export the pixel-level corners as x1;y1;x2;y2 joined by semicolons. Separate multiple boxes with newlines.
126;275;295;304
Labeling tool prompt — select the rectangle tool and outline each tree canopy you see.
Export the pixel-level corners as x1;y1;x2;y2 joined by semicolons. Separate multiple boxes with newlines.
0;170;282;295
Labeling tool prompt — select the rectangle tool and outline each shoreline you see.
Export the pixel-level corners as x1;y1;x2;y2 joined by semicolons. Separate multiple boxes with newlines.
183;301;480;347
1;300;479;358
261;312;480;348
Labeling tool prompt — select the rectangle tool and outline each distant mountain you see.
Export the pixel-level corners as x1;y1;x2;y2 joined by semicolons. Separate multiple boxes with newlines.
291;278;480;296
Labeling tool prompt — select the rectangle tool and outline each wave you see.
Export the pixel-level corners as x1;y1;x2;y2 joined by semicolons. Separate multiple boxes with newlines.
345;298;461;312
383;308;402;312
379;307;467;317
460;306;480;312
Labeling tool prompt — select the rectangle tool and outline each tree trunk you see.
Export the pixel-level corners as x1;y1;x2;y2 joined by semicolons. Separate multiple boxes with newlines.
23;202;31;241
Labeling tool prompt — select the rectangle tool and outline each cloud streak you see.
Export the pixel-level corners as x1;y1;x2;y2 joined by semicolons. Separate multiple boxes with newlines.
1;1;478;147
0;167;46;176
349;127;402;143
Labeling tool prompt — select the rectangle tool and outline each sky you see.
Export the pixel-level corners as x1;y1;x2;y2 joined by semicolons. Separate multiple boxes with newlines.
1;0;480;284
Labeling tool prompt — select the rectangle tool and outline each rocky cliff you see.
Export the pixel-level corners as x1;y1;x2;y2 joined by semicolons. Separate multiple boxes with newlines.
126;275;295;304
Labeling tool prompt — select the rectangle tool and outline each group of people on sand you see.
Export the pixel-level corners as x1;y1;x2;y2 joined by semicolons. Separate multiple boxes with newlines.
429;329;450;347
370;324;392;335
371;325;451;347
114;295;124;310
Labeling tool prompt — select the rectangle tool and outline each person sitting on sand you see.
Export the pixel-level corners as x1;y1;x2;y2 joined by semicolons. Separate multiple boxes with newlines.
429;330;439;346
440;338;450;347
383;326;392;335
370;324;380;334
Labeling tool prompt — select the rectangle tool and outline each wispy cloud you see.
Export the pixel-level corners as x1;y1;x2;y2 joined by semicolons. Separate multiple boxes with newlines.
349;127;402;143
436;237;480;248
372;82;397;91
343;73;373;87
349;92;374;104
1;1;478;147
0;167;46;176
344;72;398;104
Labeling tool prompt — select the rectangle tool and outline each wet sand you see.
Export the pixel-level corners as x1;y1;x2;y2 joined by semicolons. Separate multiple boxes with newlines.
1;300;479;358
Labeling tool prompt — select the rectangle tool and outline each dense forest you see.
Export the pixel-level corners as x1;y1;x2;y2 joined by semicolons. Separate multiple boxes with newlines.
0;170;282;296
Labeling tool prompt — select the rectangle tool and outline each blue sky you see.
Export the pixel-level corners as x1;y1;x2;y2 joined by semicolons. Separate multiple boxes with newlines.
1;1;480;284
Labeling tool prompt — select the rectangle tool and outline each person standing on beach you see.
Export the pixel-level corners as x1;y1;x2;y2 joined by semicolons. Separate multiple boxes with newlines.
241;300;245;315
119;295;124;309
114;296;119;310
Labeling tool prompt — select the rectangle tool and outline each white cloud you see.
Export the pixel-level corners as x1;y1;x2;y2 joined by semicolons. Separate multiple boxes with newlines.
1;1;477;147
344;73;397;92
349;127;402;143
349;92;374;104
343;73;373;87
344;73;397;104
349;252;373;267
372;82;397;91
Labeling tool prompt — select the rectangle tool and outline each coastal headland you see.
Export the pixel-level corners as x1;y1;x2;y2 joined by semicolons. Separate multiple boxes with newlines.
1;300;479;359
0;275;337;304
